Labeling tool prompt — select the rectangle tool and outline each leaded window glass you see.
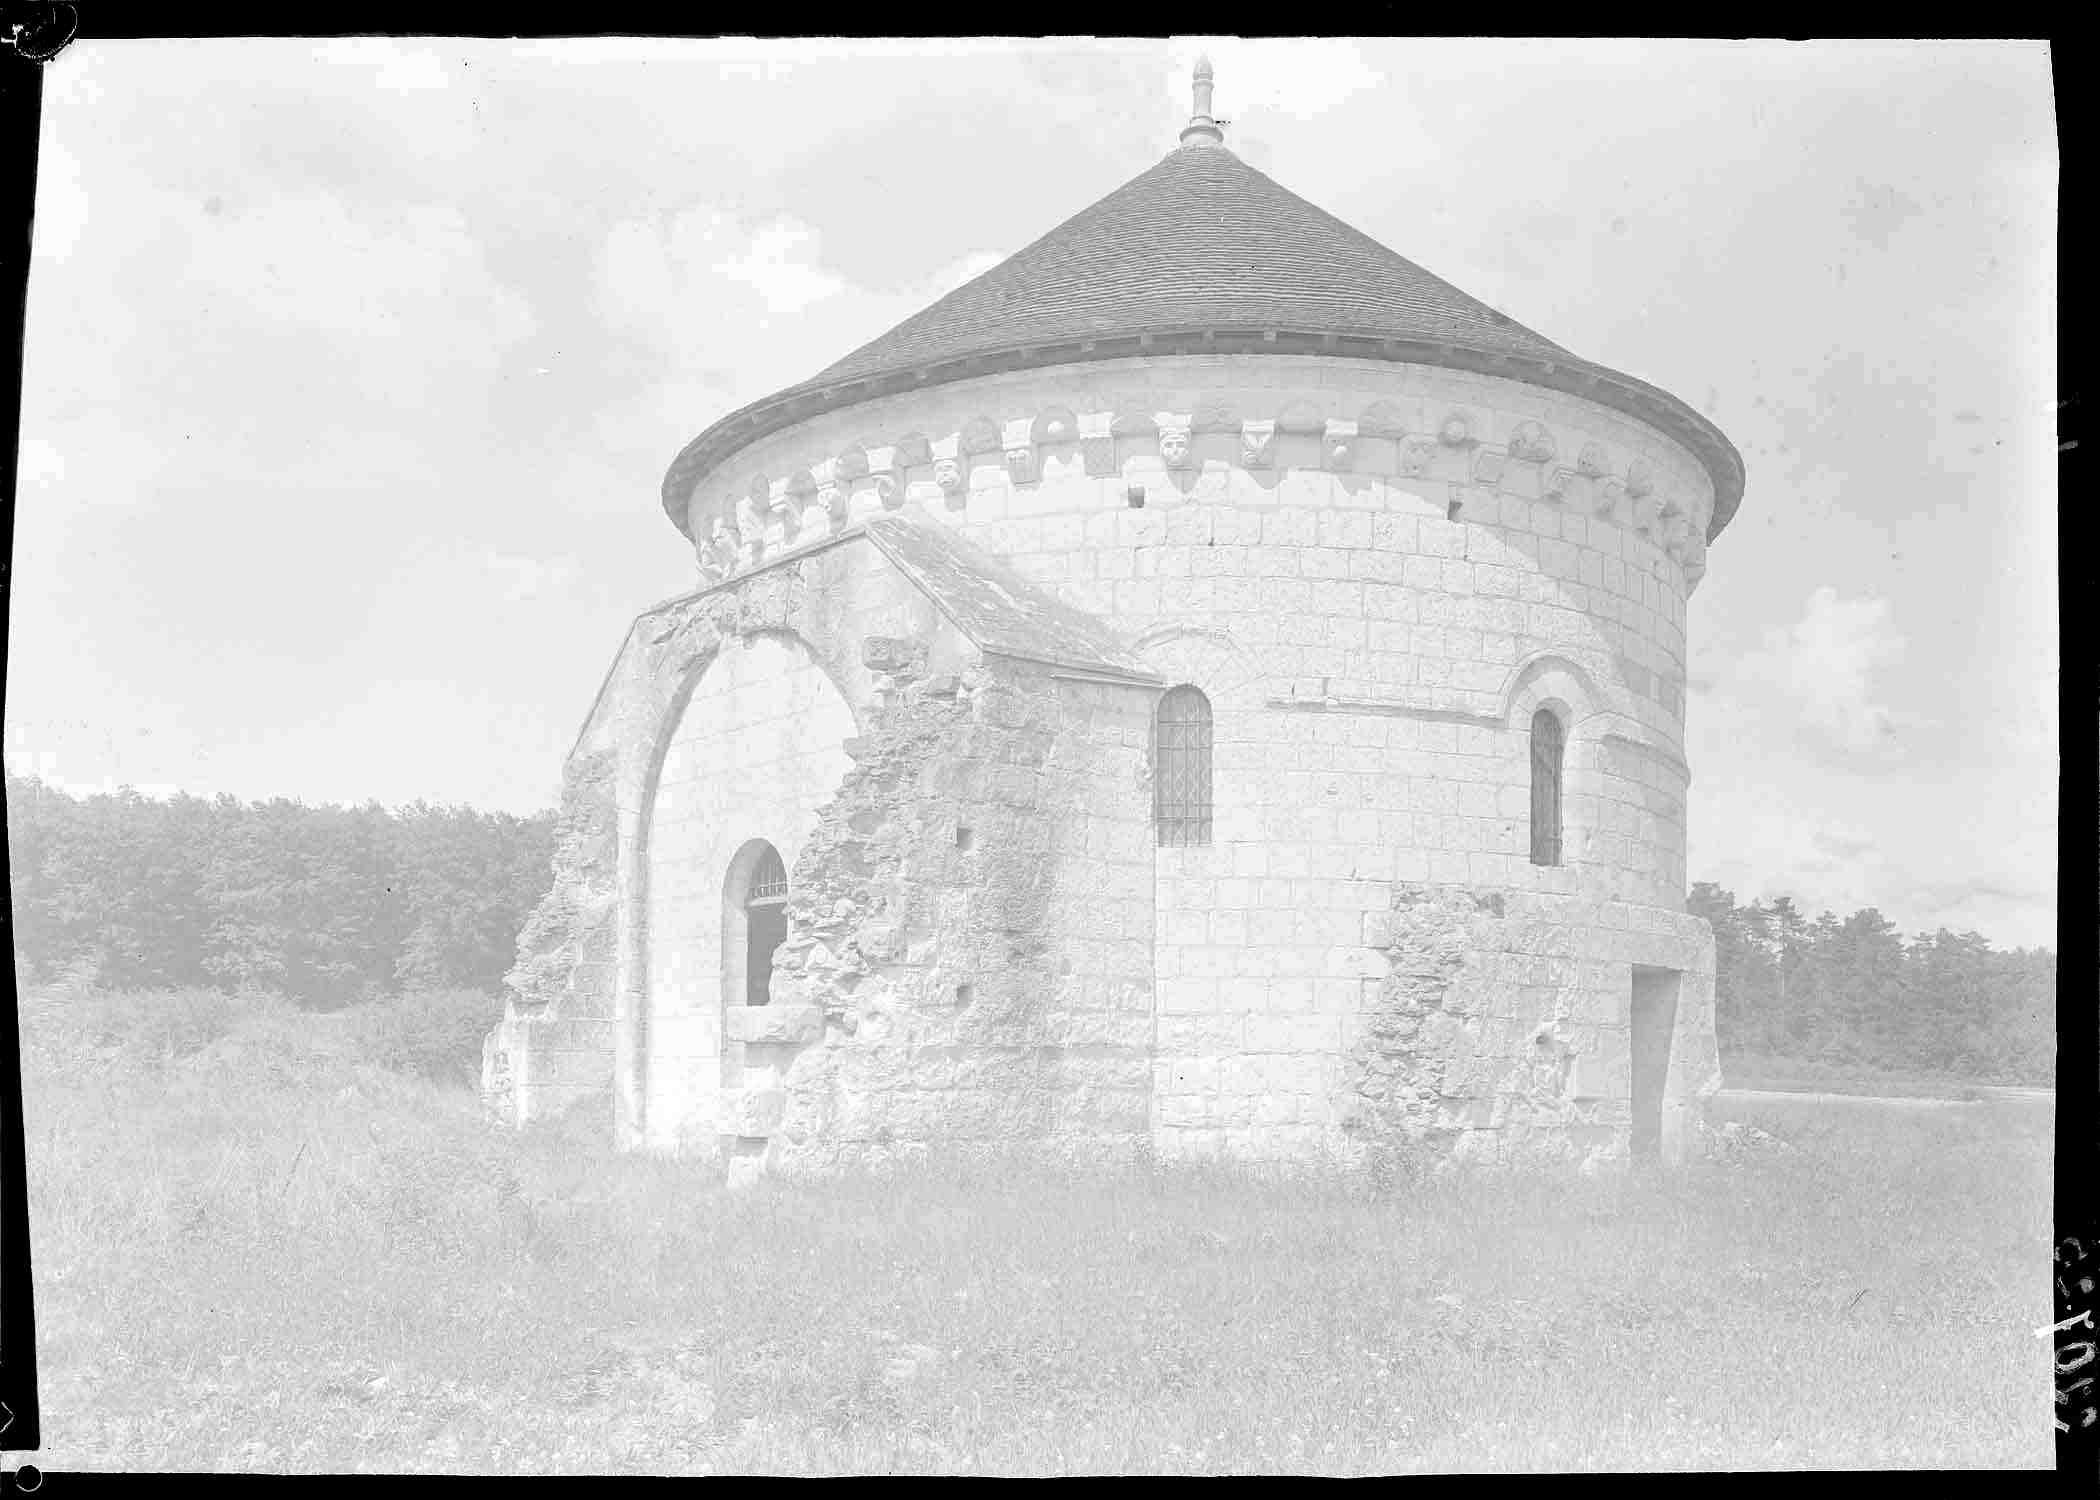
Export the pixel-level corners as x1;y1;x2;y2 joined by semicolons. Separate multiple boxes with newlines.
1155;685;1213;847
747;844;789;906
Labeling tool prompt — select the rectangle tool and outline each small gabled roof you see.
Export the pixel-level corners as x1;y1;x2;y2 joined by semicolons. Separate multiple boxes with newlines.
575;512;1157;757
860;514;1158;684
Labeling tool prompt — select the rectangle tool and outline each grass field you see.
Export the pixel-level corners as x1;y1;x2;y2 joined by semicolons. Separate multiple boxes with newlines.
17;984;2057;1473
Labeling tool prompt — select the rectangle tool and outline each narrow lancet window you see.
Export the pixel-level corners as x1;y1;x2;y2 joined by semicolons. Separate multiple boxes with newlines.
1530;708;1565;866
1154;684;1213;847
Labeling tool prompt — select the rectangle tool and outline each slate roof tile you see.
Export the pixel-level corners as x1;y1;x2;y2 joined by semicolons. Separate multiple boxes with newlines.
663;142;1744;540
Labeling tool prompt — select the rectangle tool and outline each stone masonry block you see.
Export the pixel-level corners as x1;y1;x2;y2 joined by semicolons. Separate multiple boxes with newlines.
727;1085;788;1138
724;1004;826;1045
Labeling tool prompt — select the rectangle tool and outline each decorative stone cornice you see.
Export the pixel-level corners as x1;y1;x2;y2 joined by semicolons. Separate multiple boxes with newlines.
1078;411;1117;477
1357;401;1406;440
1033;406;1077;446
1277;399;1324;436
1154;411;1194;470
659;332;1749;543
1507;419;1556;464
960;416;1002;456
1001;416;1037;484
689;391;1720;594
1322;418;1358;472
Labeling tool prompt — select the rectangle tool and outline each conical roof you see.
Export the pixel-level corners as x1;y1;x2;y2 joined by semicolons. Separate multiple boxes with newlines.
805;144;1579;387
662;136;1744;540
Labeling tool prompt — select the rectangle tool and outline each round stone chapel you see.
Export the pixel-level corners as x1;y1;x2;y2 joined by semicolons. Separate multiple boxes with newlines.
483;61;1747;1175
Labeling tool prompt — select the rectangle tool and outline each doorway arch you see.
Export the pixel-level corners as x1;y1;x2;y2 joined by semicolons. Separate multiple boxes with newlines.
639;629;857;1151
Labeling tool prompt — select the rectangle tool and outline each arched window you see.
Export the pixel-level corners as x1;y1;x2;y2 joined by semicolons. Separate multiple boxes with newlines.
1154;684;1213;847
725;840;790;1009
748;845;789;905
1530;708;1564;866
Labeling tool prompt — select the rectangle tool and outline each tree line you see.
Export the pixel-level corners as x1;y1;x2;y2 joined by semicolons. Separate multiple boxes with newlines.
5;772;554;1008
2;773;2057;1082
1688;882;2055;1085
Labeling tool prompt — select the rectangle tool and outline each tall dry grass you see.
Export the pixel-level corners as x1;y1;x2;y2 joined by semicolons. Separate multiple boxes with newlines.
18;982;2056;1473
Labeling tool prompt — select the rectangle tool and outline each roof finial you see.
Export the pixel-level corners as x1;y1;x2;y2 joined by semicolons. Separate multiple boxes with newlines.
1179;54;1224;148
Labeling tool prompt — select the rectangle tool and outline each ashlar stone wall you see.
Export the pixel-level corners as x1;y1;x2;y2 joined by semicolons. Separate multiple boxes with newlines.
673;356;1704;923
666;355;1720;1167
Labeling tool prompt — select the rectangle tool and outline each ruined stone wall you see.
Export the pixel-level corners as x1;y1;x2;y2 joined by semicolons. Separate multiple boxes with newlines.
482;744;620;1127
487;517;1165;1165
487;534;964;1140
639;630;857;1152
757;652;1157;1174
1342;885;1718;1170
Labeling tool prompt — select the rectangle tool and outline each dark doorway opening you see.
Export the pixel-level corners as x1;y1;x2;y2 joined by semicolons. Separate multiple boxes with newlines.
744;844;788;1007
1630;966;1681;1158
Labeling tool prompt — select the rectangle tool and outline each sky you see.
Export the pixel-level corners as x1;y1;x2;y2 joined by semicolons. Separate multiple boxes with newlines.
9;37;2058;950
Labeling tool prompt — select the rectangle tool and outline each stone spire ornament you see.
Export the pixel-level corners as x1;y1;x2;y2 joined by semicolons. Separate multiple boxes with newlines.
1179;55;1225;148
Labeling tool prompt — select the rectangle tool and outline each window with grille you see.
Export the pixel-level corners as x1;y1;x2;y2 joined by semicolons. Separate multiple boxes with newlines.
1530;708;1564;866
746;844;789;906
1154;684;1213;847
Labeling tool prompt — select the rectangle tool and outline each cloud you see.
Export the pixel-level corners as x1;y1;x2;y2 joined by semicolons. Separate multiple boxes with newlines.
1687;577;2051;946
24;147;537;503
486;552;580;602
1731;586;1908;759
714;220;846;317
177;193;535;357
930;250;1005;299
16;436;65;487
1843;176;1926;250
587;216;1013;481
595;206;843;343
1691;784;2054;948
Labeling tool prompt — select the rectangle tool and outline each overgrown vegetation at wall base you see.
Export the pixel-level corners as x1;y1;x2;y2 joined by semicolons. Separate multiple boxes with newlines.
20;981;2053;1474
6;773;552;1006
